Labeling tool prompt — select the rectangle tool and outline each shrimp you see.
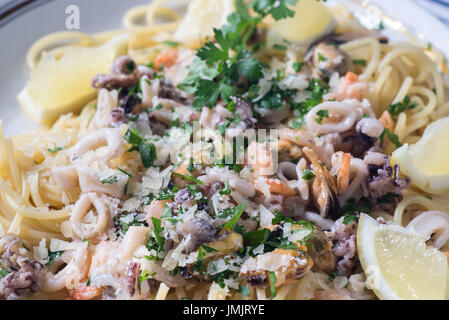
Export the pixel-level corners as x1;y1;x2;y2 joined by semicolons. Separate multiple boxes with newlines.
265;179;296;197
345;71;358;84
68;280;102;300
379;110;394;131
337;153;352;194
144;199;171;226
154;48;178;70
326;72;368;101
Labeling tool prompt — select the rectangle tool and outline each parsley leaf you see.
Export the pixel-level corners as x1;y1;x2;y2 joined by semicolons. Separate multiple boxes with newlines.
223;202;247;230
100;174;118;184
301;169;316;180
48;146;64;153
46;251;64;265
269;271;277;299
342;214;358;225
315;109;329;124
161;40;180;47
352;59;367;66
138;142;157;168
243;228;271;248
0;268;9;277
124;128;157;168
388;96;417;120
380;128;401;148
151;217;165;256
172;172;204;185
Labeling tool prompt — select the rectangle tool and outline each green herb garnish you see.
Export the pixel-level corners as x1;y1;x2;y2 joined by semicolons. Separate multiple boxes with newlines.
222;202;247;230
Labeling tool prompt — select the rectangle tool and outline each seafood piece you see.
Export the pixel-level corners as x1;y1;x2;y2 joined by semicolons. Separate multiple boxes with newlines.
70;128;124;164
91;56;143;90
307;227;336;273
247;141;276;177
407;211;449;249
240;249;313;288
365;156;410;200
303;147;340;219
144;199;172;226
154;48;178;70
336;152;352;194
125;261;140;297
69;193;111;240
77;166;129;198
68;280;102;300
329;30;388;44
305;100;360;135
306;42;349;76
176;215;219;253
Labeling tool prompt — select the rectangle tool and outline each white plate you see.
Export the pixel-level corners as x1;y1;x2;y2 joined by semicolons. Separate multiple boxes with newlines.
0;0;448;137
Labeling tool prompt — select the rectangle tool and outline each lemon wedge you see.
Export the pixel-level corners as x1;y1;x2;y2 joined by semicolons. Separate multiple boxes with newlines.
18;34;129;125
173;0;234;43
270;0;335;46
391;116;449;195
357;213;448;300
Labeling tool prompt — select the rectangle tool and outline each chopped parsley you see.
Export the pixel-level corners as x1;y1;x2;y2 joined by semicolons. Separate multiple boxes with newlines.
150;217;165;257
178;0;299;110
0;268;9;277
222;202;247;230
243;228;271;248
269;271;277;299
380;128;401;148
117;168;133;177
315;109;329;124
46;251;64;265
100;174;119;184
293;61;305;73
48;146;64;153
352;59;367;66
124;128;157;168
388;96;417;120
172;172;204;185
317;52;328;62
273;44;287;51
219;181;232;196
342;214;358;225
138;269;156;293
301;169;316;180
293;78;329;118
161;40;180;47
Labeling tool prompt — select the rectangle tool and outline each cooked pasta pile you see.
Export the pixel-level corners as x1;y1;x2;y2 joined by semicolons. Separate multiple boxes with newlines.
0;0;449;300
